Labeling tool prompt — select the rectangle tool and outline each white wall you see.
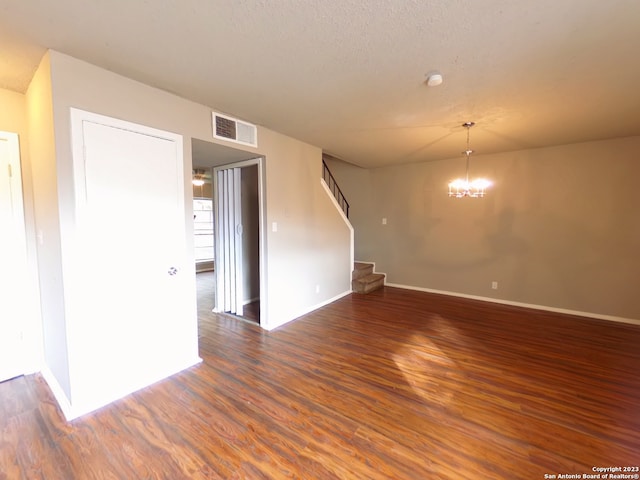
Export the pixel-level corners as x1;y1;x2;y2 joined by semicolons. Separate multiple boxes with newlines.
25;57;73;398
0;88;43;375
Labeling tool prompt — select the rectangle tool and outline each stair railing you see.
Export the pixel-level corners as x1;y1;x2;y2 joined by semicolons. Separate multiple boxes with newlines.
322;159;350;218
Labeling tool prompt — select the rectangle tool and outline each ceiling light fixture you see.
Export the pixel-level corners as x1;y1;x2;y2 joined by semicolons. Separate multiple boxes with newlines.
192;169;205;187
448;122;491;198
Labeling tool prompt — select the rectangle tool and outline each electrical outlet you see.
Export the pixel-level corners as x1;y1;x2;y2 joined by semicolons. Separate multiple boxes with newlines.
382;218;387;225
491;281;498;290
315;285;320;294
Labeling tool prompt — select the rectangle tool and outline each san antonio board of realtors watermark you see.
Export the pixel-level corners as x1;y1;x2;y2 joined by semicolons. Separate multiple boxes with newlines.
543;466;639;479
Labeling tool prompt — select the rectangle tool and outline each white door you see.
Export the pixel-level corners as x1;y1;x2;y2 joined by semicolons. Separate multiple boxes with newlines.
214;167;244;315
0;132;28;382
70;111;192;406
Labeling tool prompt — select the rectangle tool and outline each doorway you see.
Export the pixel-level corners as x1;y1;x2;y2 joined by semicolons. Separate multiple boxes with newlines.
0;131;28;383
191;139;267;328
213;161;261;324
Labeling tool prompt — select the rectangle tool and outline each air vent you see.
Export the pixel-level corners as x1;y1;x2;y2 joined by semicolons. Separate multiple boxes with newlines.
212;112;258;147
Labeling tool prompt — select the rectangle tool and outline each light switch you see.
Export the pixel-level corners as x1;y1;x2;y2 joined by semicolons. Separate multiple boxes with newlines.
382;218;387;225
272;222;278;232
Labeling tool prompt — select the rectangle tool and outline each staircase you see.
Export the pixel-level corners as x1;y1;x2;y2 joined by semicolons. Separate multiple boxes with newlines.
322;158;349;218
352;262;385;294
321;158;383;294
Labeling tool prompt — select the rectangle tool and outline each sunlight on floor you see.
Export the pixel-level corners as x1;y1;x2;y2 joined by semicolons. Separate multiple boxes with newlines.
391;314;462;405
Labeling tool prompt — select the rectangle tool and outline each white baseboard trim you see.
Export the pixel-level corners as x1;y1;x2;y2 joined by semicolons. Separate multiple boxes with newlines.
321;178;354;269
41;364;74;421
385;282;640;326
312;289;353;313
243;297;260;306
42;356;202;421
267;289;353;331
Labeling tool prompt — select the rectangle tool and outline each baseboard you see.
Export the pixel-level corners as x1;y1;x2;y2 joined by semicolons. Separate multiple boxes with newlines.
43;356;202;421
321;178;354;269
266;289;353;331
243;297;259;306
41;364;74;421
320;179;352;230
385;282;640;326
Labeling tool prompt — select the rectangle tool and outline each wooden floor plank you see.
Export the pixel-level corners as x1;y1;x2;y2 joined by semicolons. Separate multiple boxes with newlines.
1;278;639;479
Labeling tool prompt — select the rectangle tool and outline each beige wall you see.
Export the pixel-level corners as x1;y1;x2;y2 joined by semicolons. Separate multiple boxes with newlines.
0;89;27;139
322;158;375;260
330;136;640;321
262;133;352;324
43;50;351;331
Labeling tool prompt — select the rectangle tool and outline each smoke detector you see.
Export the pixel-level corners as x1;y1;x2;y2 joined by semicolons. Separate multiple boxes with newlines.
426;72;443;87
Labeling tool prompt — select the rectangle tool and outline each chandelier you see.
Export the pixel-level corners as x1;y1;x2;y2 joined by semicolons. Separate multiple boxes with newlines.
448;122;491;198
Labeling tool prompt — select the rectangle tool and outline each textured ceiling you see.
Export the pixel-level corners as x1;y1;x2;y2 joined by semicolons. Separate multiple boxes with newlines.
1;0;639;168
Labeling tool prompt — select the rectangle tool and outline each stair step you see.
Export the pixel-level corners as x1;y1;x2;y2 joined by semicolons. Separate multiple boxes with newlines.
352;262;374;280
352;273;385;294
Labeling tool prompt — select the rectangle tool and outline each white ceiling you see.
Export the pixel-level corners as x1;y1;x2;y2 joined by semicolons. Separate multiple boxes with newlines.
1;0;639;168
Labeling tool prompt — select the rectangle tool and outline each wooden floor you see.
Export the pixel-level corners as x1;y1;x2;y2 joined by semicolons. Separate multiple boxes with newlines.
1;284;639;479
197;271;260;324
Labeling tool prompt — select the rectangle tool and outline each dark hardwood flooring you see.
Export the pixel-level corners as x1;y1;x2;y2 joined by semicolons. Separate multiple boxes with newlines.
197;271;260;325
1;283;639;479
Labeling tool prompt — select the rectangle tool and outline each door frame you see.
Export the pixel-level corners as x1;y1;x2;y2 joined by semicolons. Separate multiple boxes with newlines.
0;131;29;382
212;157;267;328
61;108;201;420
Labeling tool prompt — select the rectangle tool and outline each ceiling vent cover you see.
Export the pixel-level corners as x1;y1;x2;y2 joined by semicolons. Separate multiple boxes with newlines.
212;112;258;147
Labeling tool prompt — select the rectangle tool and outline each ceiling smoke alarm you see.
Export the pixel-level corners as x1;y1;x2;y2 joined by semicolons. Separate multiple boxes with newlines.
426;73;443;87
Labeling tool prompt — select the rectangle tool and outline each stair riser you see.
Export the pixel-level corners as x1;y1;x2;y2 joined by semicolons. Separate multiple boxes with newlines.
352;277;385;294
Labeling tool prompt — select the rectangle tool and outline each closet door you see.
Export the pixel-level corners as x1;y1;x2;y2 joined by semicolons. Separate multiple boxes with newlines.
69;110;197;413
